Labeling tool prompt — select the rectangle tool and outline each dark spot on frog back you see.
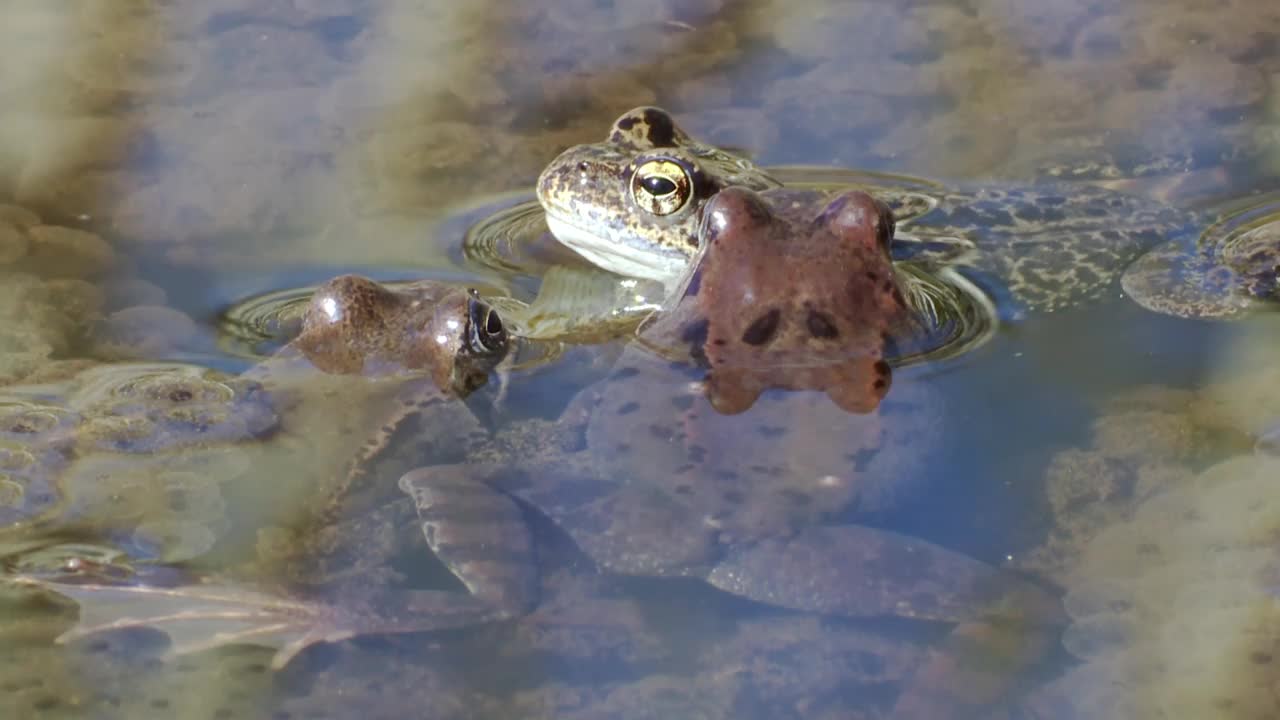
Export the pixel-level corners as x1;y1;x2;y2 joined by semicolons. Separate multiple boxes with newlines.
609;366;641;382
641;108;676;147
741;308;781;346
671;394;695;411
756;425;786;438
874;359;891;376
806;310;839;339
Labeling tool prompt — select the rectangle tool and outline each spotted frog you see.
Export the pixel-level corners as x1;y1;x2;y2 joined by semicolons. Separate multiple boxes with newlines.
537;106;1202;314
399;188;1064;716
1120;199;1280;319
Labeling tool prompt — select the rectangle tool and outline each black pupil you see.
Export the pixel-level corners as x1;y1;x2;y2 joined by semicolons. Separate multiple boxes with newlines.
642;175;678;196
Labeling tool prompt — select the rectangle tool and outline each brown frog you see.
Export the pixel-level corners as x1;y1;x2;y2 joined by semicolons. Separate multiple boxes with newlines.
397;188;1063;717
641;186;915;415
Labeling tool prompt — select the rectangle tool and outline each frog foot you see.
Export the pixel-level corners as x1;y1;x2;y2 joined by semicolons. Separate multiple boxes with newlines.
13;576;503;669
704;525;1065;717
398;465;539;618
705;525;1057;621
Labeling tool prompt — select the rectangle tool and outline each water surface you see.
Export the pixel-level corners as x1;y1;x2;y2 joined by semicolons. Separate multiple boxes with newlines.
1;0;1279;718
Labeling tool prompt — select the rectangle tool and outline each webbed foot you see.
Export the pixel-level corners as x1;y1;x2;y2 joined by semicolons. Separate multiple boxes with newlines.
707;524;1062;623
399;464;539;617
13;576;501;669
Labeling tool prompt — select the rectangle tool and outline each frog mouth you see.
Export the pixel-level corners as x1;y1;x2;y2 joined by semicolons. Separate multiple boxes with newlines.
544;212;687;287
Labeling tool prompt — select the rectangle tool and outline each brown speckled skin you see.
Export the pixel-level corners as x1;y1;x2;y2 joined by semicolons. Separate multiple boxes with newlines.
291;275;508;397
690;187;910;414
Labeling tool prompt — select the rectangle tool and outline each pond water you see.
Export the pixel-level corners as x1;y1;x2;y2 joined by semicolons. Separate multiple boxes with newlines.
1;0;1279;718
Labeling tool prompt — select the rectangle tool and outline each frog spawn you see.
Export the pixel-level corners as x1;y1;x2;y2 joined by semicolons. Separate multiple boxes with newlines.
0;365;275;557
0;399;79;527
1035;455;1280;719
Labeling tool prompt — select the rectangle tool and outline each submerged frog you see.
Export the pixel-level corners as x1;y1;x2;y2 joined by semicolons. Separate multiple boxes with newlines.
1120;204;1280;319
537;106;1202;314
399;187;1064;716
11;276;516;667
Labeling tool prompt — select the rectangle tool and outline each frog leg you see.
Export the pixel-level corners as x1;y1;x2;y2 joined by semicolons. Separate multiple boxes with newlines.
704;524;1065;718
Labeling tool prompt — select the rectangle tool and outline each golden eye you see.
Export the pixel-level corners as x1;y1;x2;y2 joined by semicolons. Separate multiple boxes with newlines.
630;159;693;217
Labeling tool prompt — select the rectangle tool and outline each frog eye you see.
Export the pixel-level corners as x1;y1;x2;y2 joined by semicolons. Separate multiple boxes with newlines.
466;296;507;355
631;158;694;217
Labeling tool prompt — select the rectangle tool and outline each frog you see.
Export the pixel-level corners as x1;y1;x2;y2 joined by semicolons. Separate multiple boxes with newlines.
1120;204;1280;319
536;106;1204;314
398;186;1065;717
9;275;517;668
637;185;918;415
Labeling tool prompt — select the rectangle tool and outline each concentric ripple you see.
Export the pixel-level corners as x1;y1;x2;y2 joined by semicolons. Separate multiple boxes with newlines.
217;284;314;359
456;193;585;282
